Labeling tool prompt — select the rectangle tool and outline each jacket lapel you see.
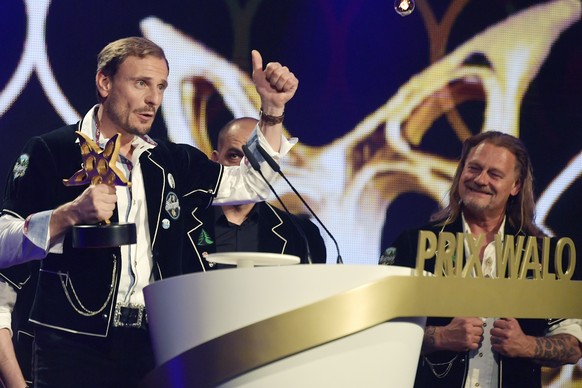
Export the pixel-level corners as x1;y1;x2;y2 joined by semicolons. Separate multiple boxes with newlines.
187;207;216;272
140;150;166;248
258;202;287;254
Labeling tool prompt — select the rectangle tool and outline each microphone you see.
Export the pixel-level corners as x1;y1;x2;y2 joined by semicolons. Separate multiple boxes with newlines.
255;143;343;264
242;144;313;264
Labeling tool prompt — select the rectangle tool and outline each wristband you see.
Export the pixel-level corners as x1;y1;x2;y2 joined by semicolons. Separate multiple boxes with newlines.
259;108;284;125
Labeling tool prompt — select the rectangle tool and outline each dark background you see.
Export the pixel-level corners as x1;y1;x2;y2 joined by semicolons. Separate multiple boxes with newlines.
1;1;581;385
0;0;580;261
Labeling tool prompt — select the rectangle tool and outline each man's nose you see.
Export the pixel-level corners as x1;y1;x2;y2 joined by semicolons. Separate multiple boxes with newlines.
145;87;163;106
473;171;488;185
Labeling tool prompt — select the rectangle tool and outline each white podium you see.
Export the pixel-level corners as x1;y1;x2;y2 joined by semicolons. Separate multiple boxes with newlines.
141;265;425;387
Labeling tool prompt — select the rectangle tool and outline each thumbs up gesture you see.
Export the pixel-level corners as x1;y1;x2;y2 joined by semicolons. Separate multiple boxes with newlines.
251;50;298;115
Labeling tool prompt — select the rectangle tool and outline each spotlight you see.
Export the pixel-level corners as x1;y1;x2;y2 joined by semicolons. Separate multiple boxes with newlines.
394;0;415;16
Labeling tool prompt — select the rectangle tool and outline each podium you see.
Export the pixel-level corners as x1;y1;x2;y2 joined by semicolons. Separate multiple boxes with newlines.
141;265;425;387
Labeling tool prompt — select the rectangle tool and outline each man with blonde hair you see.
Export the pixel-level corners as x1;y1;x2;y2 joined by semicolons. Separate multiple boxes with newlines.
0;36;299;386
382;131;582;387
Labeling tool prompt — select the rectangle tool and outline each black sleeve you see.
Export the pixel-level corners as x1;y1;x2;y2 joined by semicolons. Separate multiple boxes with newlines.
2;136;62;218
379;229;420;268
0;262;33;291
161;141;223;208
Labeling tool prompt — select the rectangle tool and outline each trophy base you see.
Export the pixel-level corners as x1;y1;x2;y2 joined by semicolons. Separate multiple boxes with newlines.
72;223;137;248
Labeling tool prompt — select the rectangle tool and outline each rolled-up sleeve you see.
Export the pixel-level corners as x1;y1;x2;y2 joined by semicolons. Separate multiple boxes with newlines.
0;280;17;335
547;319;582;343
214;126;297;205
0;211;56;269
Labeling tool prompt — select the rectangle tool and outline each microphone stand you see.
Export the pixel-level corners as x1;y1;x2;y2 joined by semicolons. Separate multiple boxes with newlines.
242;144;313;264
255;143;343;264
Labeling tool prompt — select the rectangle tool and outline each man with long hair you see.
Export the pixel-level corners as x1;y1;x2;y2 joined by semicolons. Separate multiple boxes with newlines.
382;131;581;387
430;131;543;237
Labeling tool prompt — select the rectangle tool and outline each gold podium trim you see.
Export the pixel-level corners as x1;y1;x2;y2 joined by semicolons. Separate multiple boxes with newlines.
141;276;582;387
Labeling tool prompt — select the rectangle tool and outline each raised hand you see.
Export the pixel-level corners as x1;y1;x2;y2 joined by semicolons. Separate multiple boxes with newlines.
251;50;298;115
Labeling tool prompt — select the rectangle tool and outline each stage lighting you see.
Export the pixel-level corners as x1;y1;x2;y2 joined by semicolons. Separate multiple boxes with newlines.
394;0;415;16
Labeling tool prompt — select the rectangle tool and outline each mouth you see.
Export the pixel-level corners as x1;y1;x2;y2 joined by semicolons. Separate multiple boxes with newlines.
466;185;493;196
135;109;156;122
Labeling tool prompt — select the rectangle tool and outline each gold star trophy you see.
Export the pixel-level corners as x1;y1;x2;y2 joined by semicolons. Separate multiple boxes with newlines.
63;131;136;248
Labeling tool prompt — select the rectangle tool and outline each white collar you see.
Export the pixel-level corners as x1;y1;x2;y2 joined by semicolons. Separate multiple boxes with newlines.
461;212;506;239
77;105;158;152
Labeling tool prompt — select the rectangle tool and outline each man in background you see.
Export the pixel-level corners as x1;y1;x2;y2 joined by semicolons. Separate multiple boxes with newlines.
382;131;582;387
183;117;326;273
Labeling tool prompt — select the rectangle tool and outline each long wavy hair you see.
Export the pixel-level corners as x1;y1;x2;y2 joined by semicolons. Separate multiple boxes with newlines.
430;131;544;237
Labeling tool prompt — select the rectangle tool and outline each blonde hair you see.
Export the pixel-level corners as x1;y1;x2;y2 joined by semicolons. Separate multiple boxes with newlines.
431;131;544;237
95;37;168;102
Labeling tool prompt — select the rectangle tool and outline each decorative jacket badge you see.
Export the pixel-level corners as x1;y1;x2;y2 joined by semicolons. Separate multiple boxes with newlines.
13;154;30;180
164;192;180;219
379;247;397;265
167;173;175;189
197;229;214;246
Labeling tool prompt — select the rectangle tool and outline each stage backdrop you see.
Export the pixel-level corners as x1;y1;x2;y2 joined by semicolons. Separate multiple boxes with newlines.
0;0;581;386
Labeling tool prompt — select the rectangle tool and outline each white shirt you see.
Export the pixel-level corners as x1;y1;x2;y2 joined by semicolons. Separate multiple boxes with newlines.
462;214;502;388
461;215;582;388
0;105;296;329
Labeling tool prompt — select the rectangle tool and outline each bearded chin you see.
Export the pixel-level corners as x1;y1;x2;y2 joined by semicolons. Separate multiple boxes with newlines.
125;114;154;136
462;197;491;214
105;99;155;137
128;125;151;136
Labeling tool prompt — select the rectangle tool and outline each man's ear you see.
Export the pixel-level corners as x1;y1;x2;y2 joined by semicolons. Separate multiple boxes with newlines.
511;180;521;196
96;72;111;100
210;150;219;162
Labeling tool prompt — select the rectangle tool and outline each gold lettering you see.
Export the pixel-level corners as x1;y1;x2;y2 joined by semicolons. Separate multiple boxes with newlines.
415;232;577;281
462;233;483;278
415;231;437;276
541;237;555;280
435;232;456;277
555;237;576;280
520;236;541;279
496;235;525;279
455;232;464;277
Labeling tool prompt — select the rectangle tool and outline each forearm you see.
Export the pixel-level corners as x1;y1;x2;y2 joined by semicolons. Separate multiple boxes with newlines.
0;328;26;388
421;326;441;355
258;107;284;152
49;201;81;244
532;334;582;366
214;128;295;205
